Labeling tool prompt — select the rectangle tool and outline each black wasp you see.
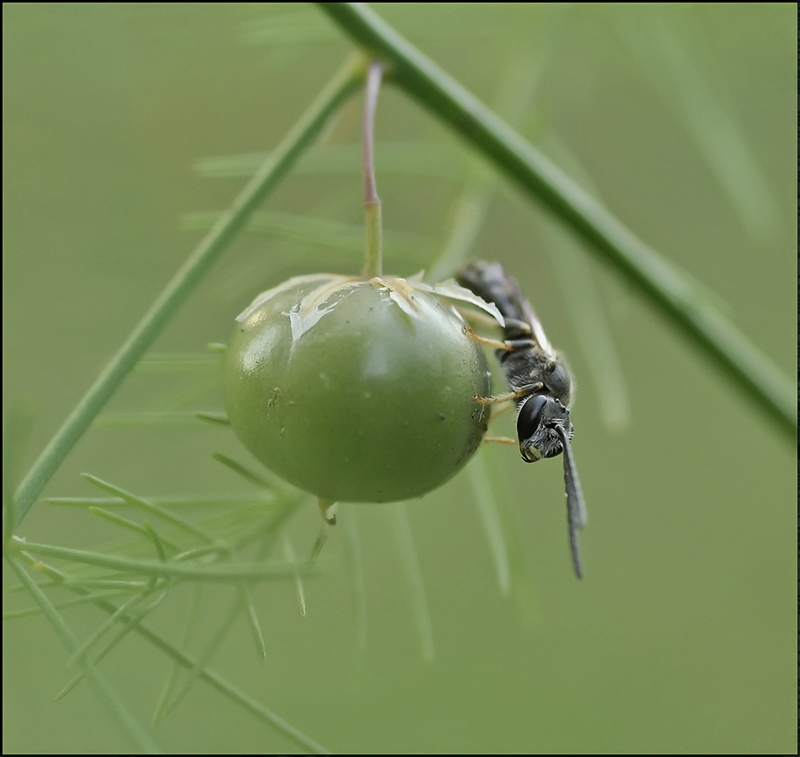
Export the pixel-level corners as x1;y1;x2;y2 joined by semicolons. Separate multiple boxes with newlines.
456;261;588;579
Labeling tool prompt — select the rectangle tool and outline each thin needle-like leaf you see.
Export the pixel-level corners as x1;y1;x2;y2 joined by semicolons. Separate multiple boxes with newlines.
195;412;231;426
141;521;170;564
194;141;462;179
469;449;539;626
342;510;367;664
468;450;510;595
13;538;312;582
66;589;157;669
88;507;180;554
82;474;217;545
5;552;160;753
136;352;222;372
62;578;152;590
94;411;208;427
55;604;150;702
59;525;170;697
612;6;780;243
282;533;307;617
153;584;203;723
212;453;275;490
391;504;435;662
182;209;431;259
21;554;327;752
241;582;268;661
47;494;271;509
159;596;242;719
3;590;130;620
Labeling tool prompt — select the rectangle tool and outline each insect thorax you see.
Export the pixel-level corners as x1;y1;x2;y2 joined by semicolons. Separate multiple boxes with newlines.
499;348;573;406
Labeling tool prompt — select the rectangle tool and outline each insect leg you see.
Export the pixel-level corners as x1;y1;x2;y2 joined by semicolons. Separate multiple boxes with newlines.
453;305;503;330
463;325;536;353
489;398;514;417
463;325;509;351
474;382;543;405
475;391;518;405
483;435;517;445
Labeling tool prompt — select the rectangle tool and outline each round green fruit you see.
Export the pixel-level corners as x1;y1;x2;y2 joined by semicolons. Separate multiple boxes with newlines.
223;275;491;502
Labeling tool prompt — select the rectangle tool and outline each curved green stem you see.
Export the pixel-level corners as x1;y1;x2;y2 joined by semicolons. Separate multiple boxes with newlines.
361;60;385;277
8;57;364;532
318;3;796;439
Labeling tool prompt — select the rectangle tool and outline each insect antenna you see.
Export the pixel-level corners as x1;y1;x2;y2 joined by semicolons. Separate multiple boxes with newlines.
554;425;588;579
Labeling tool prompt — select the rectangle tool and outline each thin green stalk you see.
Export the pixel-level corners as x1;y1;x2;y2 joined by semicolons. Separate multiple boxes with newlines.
318;3;796;439
361;60;385;277
10;56;365;530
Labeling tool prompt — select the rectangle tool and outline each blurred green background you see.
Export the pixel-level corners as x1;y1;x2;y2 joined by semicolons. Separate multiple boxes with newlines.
3;4;796;753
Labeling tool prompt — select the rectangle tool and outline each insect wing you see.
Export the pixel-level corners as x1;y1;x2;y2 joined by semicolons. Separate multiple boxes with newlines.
518;295;556;359
495;264;556;358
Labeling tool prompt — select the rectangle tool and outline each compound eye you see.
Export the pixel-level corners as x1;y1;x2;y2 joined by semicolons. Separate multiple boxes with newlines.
517;395;548;440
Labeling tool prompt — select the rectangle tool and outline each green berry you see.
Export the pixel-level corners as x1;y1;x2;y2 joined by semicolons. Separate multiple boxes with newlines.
222;275;491;502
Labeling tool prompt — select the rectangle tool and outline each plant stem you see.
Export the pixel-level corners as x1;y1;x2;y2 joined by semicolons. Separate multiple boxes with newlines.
361;60;384;278
9;57;364;532
317;3;796;440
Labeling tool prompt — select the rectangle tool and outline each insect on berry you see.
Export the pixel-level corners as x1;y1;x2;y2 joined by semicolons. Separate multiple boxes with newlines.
223;273;503;504
457;261;589;579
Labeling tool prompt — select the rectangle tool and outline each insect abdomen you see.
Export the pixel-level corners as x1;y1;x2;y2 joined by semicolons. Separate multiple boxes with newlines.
456;262;531;340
